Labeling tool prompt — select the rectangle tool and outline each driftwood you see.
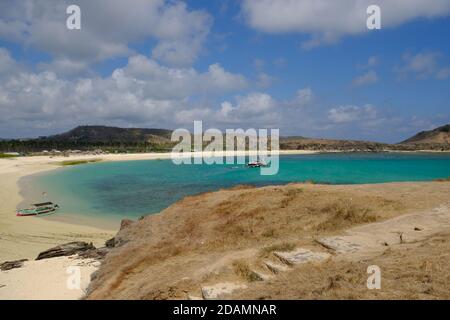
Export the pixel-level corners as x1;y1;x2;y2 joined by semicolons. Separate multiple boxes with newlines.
36;242;95;260
0;259;28;271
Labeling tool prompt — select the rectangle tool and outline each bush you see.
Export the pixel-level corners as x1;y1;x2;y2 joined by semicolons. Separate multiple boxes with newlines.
60;159;101;166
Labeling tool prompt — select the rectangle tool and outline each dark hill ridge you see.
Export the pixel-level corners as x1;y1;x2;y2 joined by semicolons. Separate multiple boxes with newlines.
1;124;450;152
0;126;176;153
46;125;173;144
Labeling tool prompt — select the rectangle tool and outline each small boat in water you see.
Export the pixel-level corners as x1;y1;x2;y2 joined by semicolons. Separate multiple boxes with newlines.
247;160;267;168
16;202;60;217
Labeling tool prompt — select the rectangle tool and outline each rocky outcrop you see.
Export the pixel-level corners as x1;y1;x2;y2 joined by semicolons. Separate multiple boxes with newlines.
103;219;135;249
0;259;28;271
36;242;95;260
105;238;116;248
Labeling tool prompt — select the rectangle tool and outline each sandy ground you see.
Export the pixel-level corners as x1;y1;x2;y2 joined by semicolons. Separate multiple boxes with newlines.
0;150;314;262
0;255;100;300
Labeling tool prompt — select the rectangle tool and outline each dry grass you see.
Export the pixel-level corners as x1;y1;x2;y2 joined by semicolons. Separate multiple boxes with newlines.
232;231;450;300
315;199;378;231
280;188;303;208
232;260;261;282
259;242;296;257
86;182;450;299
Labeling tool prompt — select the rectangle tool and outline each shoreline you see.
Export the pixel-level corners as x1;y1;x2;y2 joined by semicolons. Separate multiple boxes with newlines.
2;149;449;262
17;149;450;231
0;150;317;262
1;151;450;299
17;173;122;232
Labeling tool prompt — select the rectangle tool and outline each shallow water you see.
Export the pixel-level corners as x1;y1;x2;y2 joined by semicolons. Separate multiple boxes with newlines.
28;153;450;222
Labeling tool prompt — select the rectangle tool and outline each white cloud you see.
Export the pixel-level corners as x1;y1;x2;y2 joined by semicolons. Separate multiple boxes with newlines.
328;105;378;124
352;70;379;87
37;59;92;78
0;50;248;133
396;52;450;80
436;67;450;80
288;87;314;108
0;48;20;76
113;55;247;100
367;56;379;68
256;72;275;88
174;108;214;125
0;0;212;66
241;0;450;48
357;56;379;70
217;92;280;125
301;32;340;50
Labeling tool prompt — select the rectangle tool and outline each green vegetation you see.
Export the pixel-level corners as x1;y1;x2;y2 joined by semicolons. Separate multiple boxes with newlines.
60;159;102;166
0;153;19;158
0;126;176;153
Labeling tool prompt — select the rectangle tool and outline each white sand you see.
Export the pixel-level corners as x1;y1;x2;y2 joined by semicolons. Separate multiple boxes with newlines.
0;255;99;300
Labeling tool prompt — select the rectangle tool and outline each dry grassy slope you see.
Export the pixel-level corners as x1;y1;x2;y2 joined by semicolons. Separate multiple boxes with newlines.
279;137;388;151
400;124;450;145
231;231;450;300
87;182;450;300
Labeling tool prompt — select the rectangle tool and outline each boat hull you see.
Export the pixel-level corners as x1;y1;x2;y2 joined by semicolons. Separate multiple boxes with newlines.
16;208;57;217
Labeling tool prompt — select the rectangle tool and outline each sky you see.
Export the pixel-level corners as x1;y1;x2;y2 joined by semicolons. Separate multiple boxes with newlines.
0;0;450;142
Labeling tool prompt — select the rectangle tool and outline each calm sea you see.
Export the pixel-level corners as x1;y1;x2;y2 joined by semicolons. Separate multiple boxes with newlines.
27;153;450;222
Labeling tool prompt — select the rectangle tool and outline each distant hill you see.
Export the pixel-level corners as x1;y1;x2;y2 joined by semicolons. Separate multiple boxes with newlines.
0;126;175;153
1;124;450;153
280;124;450;151
280;136;389;152
401;124;450;145
45;125;173;144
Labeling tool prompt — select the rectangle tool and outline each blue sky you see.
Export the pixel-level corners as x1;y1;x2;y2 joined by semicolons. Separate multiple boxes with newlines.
0;0;449;142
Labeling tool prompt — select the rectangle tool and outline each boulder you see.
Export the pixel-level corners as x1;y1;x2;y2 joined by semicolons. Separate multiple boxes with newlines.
0;259;28;271
273;248;330;265
36;241;95;260
105;236;128;248
105;237;116;248
201;282;247;300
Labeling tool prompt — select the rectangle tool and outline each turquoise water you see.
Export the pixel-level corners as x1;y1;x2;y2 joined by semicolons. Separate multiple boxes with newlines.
30;153;450;222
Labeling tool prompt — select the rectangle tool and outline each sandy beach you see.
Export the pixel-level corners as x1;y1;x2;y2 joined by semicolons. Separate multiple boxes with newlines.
0;150;315;262
0;256;100;300
1;151;449;300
